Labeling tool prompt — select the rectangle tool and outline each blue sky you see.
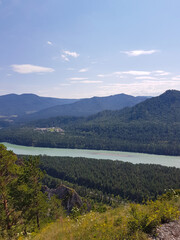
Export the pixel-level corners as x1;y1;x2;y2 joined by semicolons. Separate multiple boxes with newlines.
0;0;180;98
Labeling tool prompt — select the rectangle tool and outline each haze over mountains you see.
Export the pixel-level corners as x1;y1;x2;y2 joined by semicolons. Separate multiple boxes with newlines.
23;94;148;121
0;93;77;117
0;89;179;155
0;93;148;123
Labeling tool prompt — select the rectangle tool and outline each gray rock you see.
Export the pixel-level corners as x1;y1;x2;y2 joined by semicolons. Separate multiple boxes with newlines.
44;184;83;213
149;219;180;240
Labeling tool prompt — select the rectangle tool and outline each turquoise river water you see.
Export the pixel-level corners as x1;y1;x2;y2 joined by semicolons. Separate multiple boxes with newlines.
2;142;180;168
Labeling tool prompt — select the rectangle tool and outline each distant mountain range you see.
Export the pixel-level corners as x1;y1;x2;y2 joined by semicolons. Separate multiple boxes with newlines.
0;93;149;123
0;89;179;155
86;89;180;123
19;93;148;121
0;93;78;117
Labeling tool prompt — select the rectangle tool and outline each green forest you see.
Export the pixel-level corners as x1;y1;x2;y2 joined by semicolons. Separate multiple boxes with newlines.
0;144;65;239
0;90;180;156
0;119;179;156
1;144;180;240
39;155;180;203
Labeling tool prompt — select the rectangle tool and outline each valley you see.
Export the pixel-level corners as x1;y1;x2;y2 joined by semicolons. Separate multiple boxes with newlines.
0;90;179;156
0;89;180;239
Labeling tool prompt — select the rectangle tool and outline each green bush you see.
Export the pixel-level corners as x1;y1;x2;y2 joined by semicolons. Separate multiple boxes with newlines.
127;196;180;235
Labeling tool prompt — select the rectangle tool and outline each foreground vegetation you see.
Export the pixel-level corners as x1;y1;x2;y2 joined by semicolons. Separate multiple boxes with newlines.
0;144;65;239
1;144;180;239
28;191;180;240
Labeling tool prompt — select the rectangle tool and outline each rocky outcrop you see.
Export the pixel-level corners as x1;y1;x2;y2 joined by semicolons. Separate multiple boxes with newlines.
149;219;180;240
44;184;83;213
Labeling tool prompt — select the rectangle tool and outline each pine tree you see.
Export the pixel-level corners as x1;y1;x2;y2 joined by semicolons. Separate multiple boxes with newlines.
15;156;48;232
0;144;20;237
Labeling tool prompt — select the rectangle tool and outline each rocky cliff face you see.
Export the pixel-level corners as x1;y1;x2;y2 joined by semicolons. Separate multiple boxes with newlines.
44;184;83;213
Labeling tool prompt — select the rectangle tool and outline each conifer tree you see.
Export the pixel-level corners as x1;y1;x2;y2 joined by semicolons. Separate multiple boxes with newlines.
0;144;19;237
15;156;48;232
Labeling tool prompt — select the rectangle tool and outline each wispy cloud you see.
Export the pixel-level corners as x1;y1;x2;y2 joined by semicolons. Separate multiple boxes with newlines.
61;54;69;62
154;70;170;76
172;75;180;81
81;80;102;84
61;50;80;62
122;71;151;76
99;79;180;96
79;68;89;73
11;64;55;74
69;77;88;81
64;50;79;58
97;74;106;78
47;41;53;45
97;69;172;80
98;70;151;78
122;49;158;57
69;77;102;84
135;76;156;80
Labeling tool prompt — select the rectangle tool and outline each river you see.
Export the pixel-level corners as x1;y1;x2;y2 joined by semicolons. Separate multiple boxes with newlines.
2;142;180;168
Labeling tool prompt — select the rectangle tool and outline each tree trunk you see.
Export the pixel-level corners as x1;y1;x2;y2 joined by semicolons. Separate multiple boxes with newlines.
36;212;40;229
3;198;11;230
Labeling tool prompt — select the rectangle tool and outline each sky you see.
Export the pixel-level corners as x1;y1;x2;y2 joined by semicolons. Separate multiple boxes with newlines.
0;0;180;99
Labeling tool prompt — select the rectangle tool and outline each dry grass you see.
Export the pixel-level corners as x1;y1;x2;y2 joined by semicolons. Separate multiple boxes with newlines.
31;206;147;240
17;193;180;240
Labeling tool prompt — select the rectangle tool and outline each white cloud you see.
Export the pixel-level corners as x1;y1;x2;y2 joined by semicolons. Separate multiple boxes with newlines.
11;64;55;74
98;70;151;78
172;76;180;81
154;70;164;74
61;54;69;62
98;69;171;79
135;76;156;80
63;50;79;58
81;80;102;84
122;49;158;57
61;50;80;62
122;71;151;76
97;74;106;78
47;41;53;45
79;68;89;73
69;77;88;81
154;70;170;76
99;79;180;96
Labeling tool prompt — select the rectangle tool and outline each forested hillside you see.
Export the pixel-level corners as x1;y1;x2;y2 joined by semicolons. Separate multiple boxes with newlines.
19;93;148;121
0;93;78;117
1;144;180;239
40;155;180;202
0;90;179;155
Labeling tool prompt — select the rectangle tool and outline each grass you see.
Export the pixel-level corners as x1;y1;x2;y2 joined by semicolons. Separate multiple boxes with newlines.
23;191;180;240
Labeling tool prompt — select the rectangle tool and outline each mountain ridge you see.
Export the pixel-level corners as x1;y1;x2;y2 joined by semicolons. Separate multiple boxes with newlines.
0;93;78;117
88;89;180;123
19;93;148;121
